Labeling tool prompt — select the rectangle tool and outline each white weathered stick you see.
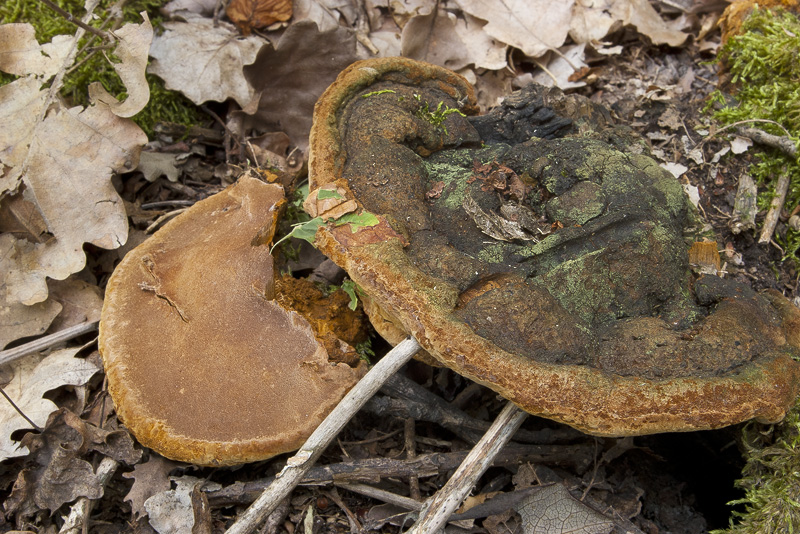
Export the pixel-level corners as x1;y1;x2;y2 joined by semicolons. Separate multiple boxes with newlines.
59;456;119;534
759;171;791;244
0;320;99;367
225;337;421;534
407;401;528;534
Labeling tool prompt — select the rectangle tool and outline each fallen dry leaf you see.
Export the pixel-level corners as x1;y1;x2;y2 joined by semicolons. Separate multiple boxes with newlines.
0;21;148;351
123;455;181;519
401;8;507;71
570;0;687;47
294;0;359;32
0;348;99;460
242;20;359;151
148;14;267;108
88;13;153;117
0;23;72;78
227;0;293;35
515;483;614;534
46;278;103;332
452;0;573;58
5;408;139;518
145;476;218;534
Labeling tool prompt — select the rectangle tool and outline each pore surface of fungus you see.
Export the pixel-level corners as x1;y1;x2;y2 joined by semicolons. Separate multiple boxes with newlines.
306;57;800;436
100;176;366;466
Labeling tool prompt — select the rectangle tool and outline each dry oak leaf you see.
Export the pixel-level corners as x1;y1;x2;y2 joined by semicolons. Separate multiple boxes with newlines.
401;8;507;71
293;0;360;33
145;476;219;534
123;455;181;520
88;13;153;118
227;0;293;35
148;15;267;108
452;0;574;58
0;23;72;78
0;102;145;306
242;20;359;151
0;348;100;460
5;407;138;518
570;0;687;47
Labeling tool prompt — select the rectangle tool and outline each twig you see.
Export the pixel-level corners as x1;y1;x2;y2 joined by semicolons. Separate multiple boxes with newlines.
206;443;594;507
405;417;421;501
224;337;421;534
759;169;791;245
0;388;42;431
737;127;798;157
59;457;119;534
407;402;528;533
0;320;99;367
39;0;113;41
336;482;423;511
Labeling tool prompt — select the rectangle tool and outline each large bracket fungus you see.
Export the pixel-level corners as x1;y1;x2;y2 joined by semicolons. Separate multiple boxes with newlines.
306;57;800;436
99;176;366;466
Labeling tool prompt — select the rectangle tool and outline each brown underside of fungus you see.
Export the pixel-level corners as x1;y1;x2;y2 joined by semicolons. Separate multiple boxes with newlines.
306;57;800;437
99;176;366;466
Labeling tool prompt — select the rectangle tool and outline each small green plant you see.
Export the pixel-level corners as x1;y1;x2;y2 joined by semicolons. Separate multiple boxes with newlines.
340;279;360;310
707;6;800;263
414;93;466;134
354;338;375;365
271;210;380;253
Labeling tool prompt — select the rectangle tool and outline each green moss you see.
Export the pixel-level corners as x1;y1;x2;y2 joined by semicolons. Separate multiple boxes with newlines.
708;6;800;263
713;401;800;534
1;0;204;137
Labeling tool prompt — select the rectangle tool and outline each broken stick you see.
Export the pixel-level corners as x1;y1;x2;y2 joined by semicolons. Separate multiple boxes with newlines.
225;337;421;534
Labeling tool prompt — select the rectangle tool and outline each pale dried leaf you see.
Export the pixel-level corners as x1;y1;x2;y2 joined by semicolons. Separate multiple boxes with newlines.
531;43;588;89
243;21;358;151
452;0;573;57
148;15;267;107
0;78;48;195
4;102;145;306
0;348;99;460
0;298;61;350
515;483;613;534
294;0;359;32
162;0;219;17
388;0;435;27
123;455;181;520
145;476;219;534
47;278;104;331
88;13;153;118
401;9;507;71
138;151;181;182
0;23;73;78
570;0;687;47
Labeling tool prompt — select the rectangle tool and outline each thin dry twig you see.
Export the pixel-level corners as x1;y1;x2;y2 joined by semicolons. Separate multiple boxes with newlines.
0;320;99;367
759;170;791;245
225;337;421;534
408;401;528;533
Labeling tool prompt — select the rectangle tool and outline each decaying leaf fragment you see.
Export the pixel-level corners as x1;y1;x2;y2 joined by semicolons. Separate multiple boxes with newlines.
515;484;613;534
0;348;99;461
148;15;267;108
88;12;153;118
227;0;293;35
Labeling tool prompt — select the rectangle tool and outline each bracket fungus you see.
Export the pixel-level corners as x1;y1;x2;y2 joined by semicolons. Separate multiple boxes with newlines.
306;57;800;437
99;176;366;466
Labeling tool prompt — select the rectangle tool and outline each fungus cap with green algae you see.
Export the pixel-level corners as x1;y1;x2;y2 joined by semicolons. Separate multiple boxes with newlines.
304;57;800;437
99;176;366;466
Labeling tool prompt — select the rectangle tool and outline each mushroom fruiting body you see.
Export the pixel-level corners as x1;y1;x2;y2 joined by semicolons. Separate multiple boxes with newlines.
99;176;365;466
305;57;800;436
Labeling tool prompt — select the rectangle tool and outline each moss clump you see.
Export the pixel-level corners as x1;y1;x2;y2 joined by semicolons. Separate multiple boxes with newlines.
708;6;800;261
0;0;204;136
713;402;800;534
